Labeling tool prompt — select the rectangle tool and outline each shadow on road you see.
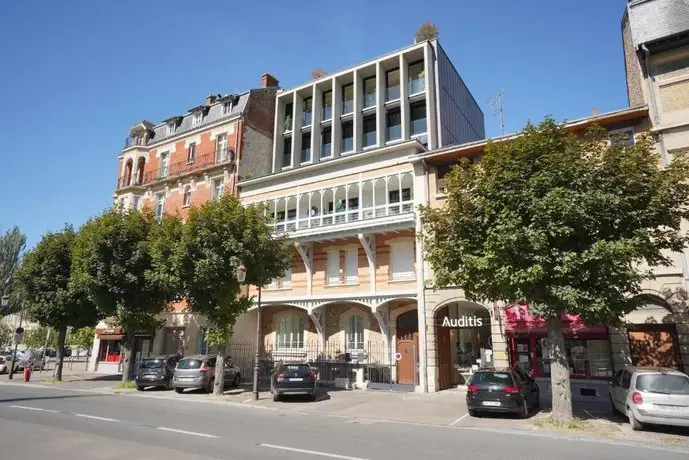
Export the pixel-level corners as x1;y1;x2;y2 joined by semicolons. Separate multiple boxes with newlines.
0;394;108;404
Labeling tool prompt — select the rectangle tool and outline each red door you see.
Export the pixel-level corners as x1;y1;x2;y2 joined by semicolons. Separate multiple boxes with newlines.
396;309;419;385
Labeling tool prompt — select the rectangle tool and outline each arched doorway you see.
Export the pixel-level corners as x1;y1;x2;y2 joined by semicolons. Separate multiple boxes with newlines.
435;301;492;390
396;309;418;385
626;295;681;370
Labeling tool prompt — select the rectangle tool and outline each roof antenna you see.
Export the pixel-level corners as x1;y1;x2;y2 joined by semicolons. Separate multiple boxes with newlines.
489;89;505;136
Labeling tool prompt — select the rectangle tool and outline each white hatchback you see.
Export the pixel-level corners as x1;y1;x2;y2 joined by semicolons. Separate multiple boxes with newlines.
609;366;689;430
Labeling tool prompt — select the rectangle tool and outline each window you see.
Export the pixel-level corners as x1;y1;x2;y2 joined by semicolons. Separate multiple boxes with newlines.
192;111;203;126
222;101;232;115
346;314;364;351
187;142;196;164
386;69;400;101
621;371;632;389
410;102;427;136
281;268;292;288
211;178;225;200
277;314;304;349
536;337;611;377
302;97;312;125
216;133;228;162
154;192;165;219
132;195;140;210
326;250;340;285
197;327;216;355
363;115;376;148
345;248;358;284
163;327;184;355
183;185;192;207
341;121;353;153
364;77;376;108
284;103;293;132
166;123;175;136
322;91;332;120
301;132;311;164
118;198;125;209
609;127;635;147
283;137;292;167
321;127;332;158
408;61;425;95
159;152;169;178
390;242;414;281
342;84;354;115
386;108;401;141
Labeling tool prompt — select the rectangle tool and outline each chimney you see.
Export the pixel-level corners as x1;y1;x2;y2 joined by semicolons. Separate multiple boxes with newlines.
591;108;599;115
261;73;279;88
206;93;217;105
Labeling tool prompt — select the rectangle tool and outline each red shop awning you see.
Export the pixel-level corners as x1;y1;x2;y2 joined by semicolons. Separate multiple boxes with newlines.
504;304;607;335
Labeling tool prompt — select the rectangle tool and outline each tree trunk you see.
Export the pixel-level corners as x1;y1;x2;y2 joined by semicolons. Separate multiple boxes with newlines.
121;334;136;382
548;316;573;425
213;351;225;395
54;326;68;381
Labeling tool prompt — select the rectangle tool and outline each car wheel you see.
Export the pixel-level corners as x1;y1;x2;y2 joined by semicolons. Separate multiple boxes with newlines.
534;390;541;410
519;399;529;419
174;387;184;394
136;386;144;391
628;408;644;431
468;409;479;417
165;381;173;391
206;379;214;393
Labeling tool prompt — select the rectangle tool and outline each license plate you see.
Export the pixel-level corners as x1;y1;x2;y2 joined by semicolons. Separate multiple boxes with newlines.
145;375;156;379
482;401;501;407
289;378;303;382
180;377;194;381
656;405;688;412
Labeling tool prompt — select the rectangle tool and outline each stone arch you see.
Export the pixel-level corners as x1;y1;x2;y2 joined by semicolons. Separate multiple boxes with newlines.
124;158;133;186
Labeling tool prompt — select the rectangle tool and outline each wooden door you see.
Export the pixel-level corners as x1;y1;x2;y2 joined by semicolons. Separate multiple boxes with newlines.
397;333;418;385
629;325;680;369
437;326;452;390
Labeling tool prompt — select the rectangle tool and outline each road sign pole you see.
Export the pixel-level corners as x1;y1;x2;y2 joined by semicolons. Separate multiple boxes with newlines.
8;307;24;380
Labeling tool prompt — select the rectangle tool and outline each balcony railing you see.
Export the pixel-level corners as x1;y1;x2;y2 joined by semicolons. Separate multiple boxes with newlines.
116;147;234;189
123;136;146;149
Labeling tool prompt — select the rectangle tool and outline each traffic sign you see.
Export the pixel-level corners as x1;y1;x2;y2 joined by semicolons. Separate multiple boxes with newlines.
15;326;24;334
394;352;402;361
14;333;22;344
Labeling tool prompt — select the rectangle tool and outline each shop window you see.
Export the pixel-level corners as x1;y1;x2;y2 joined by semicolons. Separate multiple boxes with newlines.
277;314;304;349
535;337;612;378
98;340;121;362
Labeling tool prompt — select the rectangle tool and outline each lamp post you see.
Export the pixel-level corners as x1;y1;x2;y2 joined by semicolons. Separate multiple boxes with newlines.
235;263;262;401
3;296;24;381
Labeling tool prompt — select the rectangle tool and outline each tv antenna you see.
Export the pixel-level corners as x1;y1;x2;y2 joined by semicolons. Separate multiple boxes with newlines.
489;90;505;136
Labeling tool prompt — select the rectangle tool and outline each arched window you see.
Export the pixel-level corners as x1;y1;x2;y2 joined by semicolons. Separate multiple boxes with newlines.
124;159;133;186
183;185;192;207
277;314;304;349
346;313;364;351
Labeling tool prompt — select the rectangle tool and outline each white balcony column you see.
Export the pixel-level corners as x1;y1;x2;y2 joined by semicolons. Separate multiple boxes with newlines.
353;69;363;153
320;190;325;226
295;193;301;227
376;62;385;146
292;93;302;168
371;181;376;217
345;186;349;221
424;42;438;149
332;78;342;157
273;198;279;231
400;54;410;140
307;193;313;227
358;179;363;220
311;85;322;164
384;177;389;215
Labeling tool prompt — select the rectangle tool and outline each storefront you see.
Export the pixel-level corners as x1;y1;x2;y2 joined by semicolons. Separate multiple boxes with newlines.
95;327;125;374
435;302;493;390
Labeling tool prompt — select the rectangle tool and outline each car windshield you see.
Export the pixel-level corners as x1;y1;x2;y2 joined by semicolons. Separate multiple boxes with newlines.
471;372;514;386
139;359;164;369
177;359;202;369
279;364;310;377
636;373;689;395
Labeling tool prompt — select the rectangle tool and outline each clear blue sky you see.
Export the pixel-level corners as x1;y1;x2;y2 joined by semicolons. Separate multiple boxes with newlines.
0;0;630;249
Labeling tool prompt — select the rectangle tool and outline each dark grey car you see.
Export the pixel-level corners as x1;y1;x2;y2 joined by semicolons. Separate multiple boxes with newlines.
135;355;181;390
172;355;241;393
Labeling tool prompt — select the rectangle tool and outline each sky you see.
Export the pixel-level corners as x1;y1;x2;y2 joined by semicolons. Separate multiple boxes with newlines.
0;0;631;249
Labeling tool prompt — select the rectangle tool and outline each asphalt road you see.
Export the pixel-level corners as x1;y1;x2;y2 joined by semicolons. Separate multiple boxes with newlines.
0;384;686;460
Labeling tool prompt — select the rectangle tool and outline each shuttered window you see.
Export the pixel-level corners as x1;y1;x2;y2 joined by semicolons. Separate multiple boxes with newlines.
390;242;415;281
327;250;341;285
345;249;358;284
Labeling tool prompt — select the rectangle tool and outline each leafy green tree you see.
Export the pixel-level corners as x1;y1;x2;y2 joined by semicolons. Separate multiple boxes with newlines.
16;226;101;380
422;119;689;424
167;195;290;394
21;326;57;350
72;208;181;382
0;322;12;349
67;326;95;355
0;226;27;314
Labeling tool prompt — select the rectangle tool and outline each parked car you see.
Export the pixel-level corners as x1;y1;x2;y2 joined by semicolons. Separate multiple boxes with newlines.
0;355;19;374
135;355;181;391
270;363;318;402
609;366;689;430
466;367;540;418
172;355;241;393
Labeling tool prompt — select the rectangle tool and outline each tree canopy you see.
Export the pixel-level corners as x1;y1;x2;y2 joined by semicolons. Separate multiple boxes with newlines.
0;226;26;314
415;22;439;42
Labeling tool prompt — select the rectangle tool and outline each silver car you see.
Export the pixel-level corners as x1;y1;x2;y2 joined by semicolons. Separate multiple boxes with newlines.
609;366;689;430
172;355;241;393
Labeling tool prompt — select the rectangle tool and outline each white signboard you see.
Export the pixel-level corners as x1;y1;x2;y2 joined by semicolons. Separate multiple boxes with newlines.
441;315;484;327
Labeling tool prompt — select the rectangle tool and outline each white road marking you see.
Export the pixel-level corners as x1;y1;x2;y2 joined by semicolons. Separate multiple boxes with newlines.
9;405;59;413
259;443;369;460
157;427;219;438
74;413;119;422
450;413;469;425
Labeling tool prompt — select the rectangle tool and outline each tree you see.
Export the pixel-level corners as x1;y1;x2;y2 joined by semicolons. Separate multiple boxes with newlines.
72;208;181;382
0;226;26;314
311;68;328;80
21;326;57;350
0;322;12;349
422;119;689;424
415;22;439;42
16;226;101;380
67;326;96;355
168;195;290;394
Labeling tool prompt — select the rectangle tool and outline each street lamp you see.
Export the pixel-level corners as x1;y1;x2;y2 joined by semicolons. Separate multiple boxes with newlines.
236;263;262;401
2;297;24;381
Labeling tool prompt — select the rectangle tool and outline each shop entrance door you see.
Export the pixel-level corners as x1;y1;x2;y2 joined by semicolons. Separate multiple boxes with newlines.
436;306;453;390
629;324;681;369
396;310;418;386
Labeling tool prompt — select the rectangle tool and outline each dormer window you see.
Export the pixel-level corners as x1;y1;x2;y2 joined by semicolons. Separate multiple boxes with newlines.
166;123;176;136
192;111;203;126
222;101;232;115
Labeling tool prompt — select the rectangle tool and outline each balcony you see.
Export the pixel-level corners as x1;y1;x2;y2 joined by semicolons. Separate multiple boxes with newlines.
116;148;234;190
123;136;147;149
257;171;416;240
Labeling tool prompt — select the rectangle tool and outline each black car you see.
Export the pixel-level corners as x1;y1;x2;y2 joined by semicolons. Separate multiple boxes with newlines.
135;355;181;390
270;363;317;401
466;367;540;418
